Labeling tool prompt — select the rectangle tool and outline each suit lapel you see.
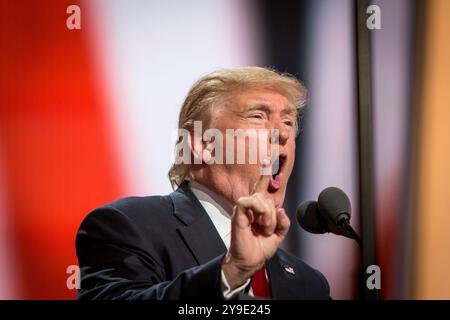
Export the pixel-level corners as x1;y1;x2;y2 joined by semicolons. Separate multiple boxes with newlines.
266;250;306;300
170;183;227;265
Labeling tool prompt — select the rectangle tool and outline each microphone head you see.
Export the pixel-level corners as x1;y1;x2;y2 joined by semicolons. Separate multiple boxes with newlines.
296;200;328;234
317;187;351;224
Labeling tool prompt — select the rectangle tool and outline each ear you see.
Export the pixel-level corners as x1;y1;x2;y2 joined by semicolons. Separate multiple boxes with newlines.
202;144;214;164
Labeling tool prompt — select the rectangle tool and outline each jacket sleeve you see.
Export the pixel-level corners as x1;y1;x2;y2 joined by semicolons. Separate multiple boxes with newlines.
75;206;225;300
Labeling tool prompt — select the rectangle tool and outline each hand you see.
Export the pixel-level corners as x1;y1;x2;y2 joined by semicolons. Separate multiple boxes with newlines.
221;161;291;290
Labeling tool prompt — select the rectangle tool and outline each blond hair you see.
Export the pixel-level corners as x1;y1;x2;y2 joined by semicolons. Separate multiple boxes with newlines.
168;66;307;188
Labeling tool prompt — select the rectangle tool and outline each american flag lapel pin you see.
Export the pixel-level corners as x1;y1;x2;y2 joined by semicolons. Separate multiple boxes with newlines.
284;265;295;275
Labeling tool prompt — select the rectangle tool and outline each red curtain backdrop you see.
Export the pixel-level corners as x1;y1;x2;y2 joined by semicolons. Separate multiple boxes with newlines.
0;0;124;299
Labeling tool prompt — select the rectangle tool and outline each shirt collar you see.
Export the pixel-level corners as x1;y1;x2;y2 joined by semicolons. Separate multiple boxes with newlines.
188;180;233;248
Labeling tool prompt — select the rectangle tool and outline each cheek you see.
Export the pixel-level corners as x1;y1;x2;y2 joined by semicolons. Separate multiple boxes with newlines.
226;163;259;182
287;143;296;170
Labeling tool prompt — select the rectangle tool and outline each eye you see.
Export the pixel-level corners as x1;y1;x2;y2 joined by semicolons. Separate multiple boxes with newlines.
248;112;266;120
283;119;294;127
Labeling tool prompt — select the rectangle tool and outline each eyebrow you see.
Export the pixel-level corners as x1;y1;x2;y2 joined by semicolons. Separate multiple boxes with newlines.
244;103;297;117
245;103;271;113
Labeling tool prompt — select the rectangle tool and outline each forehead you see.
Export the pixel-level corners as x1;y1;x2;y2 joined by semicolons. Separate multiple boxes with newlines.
226;86;296;114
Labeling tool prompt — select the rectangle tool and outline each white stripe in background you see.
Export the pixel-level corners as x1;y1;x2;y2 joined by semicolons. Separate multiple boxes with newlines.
301;0;359;299
86;0;262;196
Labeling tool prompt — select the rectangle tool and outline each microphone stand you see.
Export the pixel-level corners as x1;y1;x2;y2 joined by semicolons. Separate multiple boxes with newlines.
338;219;380;300
340;220;362;247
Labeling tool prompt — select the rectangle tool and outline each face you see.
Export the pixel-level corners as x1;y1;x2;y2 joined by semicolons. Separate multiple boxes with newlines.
195;86;296;208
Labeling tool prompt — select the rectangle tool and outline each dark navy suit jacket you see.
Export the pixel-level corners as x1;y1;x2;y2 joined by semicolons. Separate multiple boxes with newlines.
76;182;330;300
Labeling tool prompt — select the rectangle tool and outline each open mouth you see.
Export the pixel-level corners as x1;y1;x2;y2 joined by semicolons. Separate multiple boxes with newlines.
272;154;286;177
269;154;287;192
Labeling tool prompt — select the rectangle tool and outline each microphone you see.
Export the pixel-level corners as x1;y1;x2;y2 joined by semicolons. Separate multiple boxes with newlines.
297;187;361;246
296;200;327;234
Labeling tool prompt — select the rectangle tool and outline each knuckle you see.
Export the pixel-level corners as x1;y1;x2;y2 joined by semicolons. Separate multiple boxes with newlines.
286;218;291;227
283;213;291;224
236;197;248;207
252;192;262;199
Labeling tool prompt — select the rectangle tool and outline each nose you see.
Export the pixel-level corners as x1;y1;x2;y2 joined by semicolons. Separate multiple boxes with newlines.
269;118;290;146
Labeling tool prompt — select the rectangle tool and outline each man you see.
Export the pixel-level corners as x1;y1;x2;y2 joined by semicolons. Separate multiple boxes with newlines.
76;67;330;300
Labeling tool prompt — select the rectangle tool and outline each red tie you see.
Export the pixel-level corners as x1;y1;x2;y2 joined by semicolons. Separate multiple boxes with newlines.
251;266;271;299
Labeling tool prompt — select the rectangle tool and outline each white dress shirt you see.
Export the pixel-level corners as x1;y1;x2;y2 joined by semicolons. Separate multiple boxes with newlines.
189;180;252;298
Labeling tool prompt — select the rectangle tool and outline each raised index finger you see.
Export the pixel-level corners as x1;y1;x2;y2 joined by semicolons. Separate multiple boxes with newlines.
253;158;272;194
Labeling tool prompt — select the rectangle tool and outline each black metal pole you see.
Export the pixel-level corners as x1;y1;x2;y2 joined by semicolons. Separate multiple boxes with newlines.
355;0;380;300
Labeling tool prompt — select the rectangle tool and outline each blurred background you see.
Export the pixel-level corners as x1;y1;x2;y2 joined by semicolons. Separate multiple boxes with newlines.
0;0;449;299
